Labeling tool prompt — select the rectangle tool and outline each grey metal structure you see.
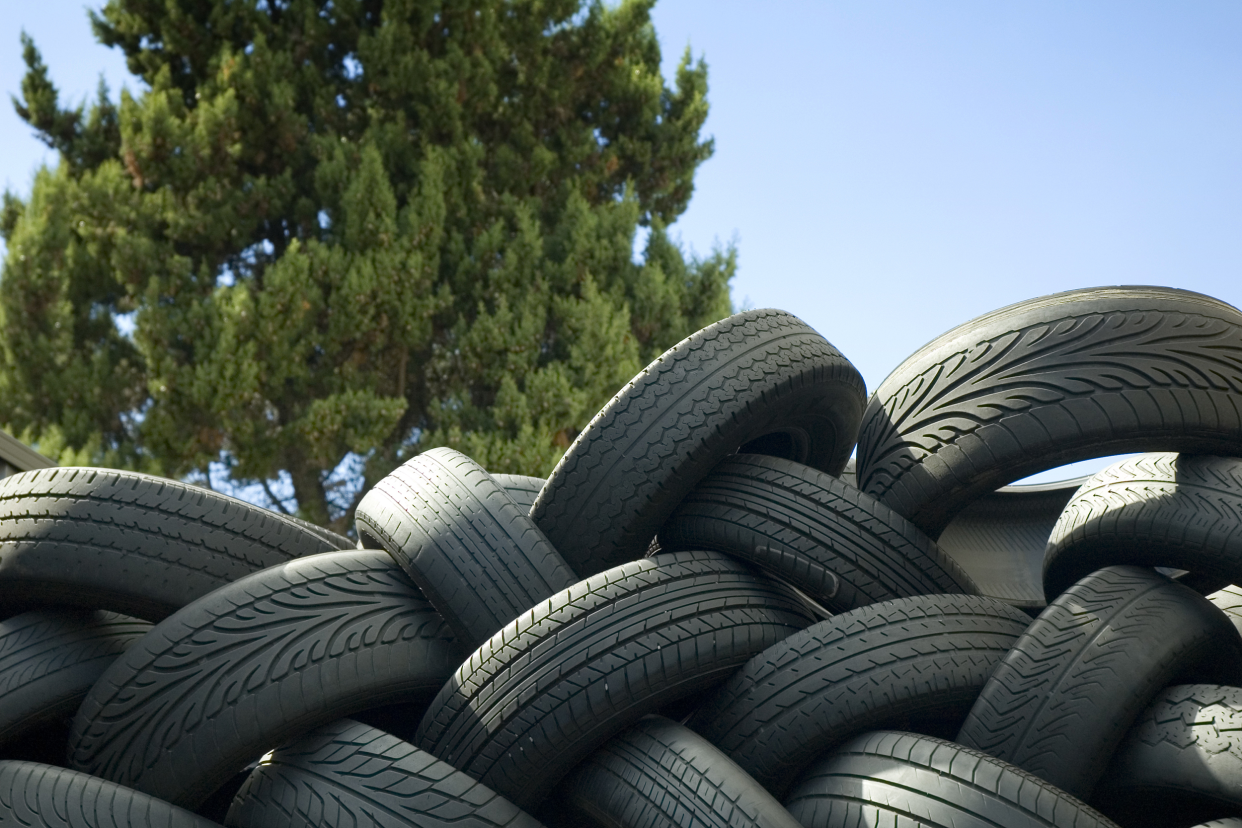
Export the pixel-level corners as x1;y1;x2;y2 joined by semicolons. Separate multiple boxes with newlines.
0;430;56;479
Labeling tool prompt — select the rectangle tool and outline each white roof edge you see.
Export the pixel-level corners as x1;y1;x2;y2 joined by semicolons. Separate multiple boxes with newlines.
0;429;56;471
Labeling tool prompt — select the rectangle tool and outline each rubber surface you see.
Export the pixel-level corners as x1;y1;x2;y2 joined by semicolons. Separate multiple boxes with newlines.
1094;684;1242;828
659;454;978;611
490;474;545;514
1209;584;1242;636
0;610;150;746
67;550;462;809
937;477;1085;609
691;594;1030;798
532;308;867;578
1045;454;1242;600
356;448;576;648
415;550;816;810
956;565;1242;800
855;286;1242;538
783;730;1120;828
553;715;801;828
0;467;347;620
0;761;220;827
227;719;543;828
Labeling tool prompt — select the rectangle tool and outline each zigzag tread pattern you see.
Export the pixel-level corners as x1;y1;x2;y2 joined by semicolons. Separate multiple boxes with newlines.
532;309;865;576
660;454;977;610
227;719;542;828
783;730;1119;828
356;448;574;647
0;611;149;697
855;297;1242;535
1045;454;1242;595
414;551;815;811
558;716;801;828
66;550;461;809
956;565;1241;799
0;761;219;827
690;593;1031;797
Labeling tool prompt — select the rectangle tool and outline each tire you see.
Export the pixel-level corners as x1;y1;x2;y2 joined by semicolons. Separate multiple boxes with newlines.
414;550;816;811
956;565;1242;800
1209;584;1242;636
356;448;577;648
690;594;1031;798
0;467;347;620
67;549;462;809
0;761;220;827
552;715;802;828
658;454;978;611
0;610;150;746
1044;454;1242;600
532;309;866;578
226;719;543;828
1093;684;1242;828
855;286;1242;538
936;476;1086;610
490;474;545;514
782;731;1120;828
283;514;355;551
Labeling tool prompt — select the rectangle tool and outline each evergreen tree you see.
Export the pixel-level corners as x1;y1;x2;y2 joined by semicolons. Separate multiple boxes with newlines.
0;0;734;532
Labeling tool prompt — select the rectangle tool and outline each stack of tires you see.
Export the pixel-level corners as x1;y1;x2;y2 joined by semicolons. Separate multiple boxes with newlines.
1;286;1241;828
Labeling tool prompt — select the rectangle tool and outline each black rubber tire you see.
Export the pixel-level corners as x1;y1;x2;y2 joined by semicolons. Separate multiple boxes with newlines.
690;593;1030;798
658;454;978;610
1191;822;1242;828
356;448;577;648
783;730;1120;828
855;286;1242;538
551;715;802;828
1209;584;1242;637
1093;684;1242;828
490;474;545;514
0;467;348;620
532;309;867;578
956;565;1242;800
414;550;816;811
937;476;1086;610
0;610;150;746
225;718;543;828
1044;454;1242;600
283;513;355;551
67;549;462;809
0;761;221;827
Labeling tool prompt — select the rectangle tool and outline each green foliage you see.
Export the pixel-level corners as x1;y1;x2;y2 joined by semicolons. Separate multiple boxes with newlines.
0;0;734;532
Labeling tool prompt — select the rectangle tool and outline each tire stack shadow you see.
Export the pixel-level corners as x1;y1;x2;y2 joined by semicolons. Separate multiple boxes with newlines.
0;288;1240;827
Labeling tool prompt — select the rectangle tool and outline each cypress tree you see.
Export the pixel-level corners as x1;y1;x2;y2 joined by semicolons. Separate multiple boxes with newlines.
0;0;733;532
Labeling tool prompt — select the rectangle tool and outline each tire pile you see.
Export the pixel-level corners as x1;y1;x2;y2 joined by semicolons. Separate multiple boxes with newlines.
1;285;1241;828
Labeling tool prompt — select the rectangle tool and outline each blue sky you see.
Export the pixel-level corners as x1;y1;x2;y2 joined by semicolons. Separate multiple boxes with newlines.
3;2;1239;482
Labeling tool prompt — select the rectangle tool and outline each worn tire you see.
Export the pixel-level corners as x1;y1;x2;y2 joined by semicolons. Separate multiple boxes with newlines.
67;550;462;809
856;286;1242;538
356;448;576;648
1209;584;1242;637
783;731;1120;828
226;719;542;828
491;474;545;514
659;454;977;610
0;467;347;620
0;610;150;746
0;761;220;827
690;594;1030;798
1093;684;1242;827
937;477;1085;610
1044;454;1242;600
956;565;1242;799
415;550;816;810
532;309;867;578
552;715;801;828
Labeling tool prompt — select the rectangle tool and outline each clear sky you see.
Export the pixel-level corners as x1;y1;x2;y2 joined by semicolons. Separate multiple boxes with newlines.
2;2;1239;482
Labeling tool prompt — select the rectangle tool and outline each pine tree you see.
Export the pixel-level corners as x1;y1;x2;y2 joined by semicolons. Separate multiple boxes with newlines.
0;0;734;532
